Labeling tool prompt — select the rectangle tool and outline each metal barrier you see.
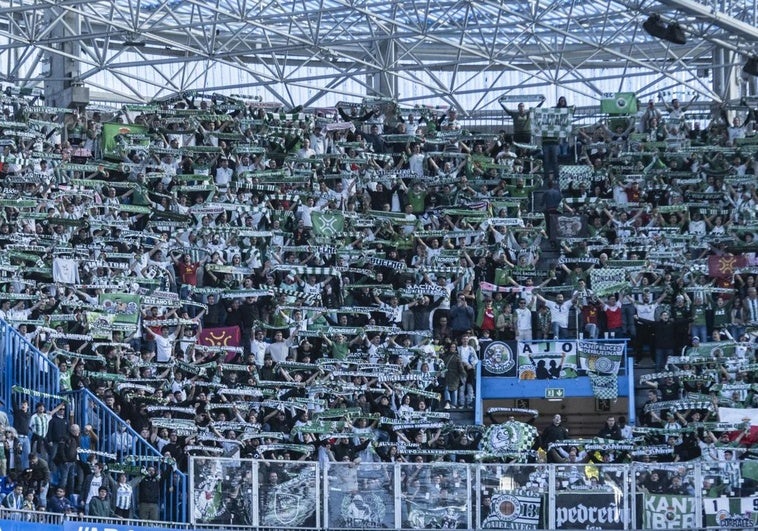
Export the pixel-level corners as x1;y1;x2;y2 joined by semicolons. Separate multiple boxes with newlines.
0;319;61;421
188;456;758;530
0;507;65;524
0;318;188;524
65;389;188;523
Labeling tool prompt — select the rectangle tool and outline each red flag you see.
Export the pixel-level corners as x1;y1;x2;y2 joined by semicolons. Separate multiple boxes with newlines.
708;254;747;278
198;326;242;361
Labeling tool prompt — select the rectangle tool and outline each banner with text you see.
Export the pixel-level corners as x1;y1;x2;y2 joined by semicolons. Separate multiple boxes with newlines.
517;340;578;380
642;494;697;529
554;492;624;529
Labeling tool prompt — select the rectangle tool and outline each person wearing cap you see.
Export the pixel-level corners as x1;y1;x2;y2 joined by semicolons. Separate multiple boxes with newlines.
683;335;701;356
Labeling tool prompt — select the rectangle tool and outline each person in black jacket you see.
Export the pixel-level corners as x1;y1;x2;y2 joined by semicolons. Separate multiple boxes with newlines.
11;396;31;470
27;453;50;509
57;424;80;496
542;414;569;462
45;405;69;477
597;416;622;440
137;465;161;521
653;310;676;371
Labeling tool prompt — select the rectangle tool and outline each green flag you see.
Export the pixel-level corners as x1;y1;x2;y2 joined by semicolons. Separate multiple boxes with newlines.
601;92;637;114
311;211;344;237
101;122;149;160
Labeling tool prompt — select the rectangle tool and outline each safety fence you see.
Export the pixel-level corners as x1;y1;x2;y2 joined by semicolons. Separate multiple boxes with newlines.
65;389;187;523
0;318;60;413
0;319;188;523
189;456;757;530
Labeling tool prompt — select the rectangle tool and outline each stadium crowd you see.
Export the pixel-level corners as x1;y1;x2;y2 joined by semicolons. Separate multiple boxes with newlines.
0;88;755;518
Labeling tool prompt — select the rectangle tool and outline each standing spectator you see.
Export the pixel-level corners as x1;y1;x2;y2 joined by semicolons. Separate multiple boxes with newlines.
618;416;634;440
653;311;676;371
114;473;139;518
670;295;691;357
542;180;567;247
634;291;664;364
602;295;623;337
27;453;50;509
88;486;115;517
80;462;115;514
542;414;569;463
137;465;161;521
57;424;80;496
0;399;8;432
442;342;464;409
110;422;135;460
4;428;22;474
534;292;575;339
172;252;202;317
142;324;183;364
690;294;709;344
640;99;663;132
449;294;474;339
500;97;545;144
44;404;69;478
541;100;565;182
597;416;622;440
514;298;533;341
11;397;31;470
579;297;602;339
30;402;64;461
459;333;479;408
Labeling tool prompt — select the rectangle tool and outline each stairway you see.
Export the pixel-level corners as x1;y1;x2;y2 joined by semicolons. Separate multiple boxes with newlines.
0;319;189;522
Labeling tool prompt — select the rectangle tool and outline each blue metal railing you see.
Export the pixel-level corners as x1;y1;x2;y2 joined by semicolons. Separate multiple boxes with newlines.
0;319;188;523
0;319;61;423
66;389;188;523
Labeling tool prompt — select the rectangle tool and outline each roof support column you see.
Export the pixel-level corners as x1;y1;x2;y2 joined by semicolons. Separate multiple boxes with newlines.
44;5;88;108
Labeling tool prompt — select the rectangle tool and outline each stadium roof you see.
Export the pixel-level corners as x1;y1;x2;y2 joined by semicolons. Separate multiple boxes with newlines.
0;0;755;109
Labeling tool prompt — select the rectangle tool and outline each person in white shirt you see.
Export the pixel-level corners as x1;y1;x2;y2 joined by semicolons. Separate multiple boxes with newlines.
408;143;425;178
264;330;295;363
534;292;575;339
514;298;534;340
296;138;316;159
309;126;327;155
214;157;233;192
143;323;183;362
234;154;256;178
459;333;479;407
297;197;316;228
250;330;268;367
634;290;665;360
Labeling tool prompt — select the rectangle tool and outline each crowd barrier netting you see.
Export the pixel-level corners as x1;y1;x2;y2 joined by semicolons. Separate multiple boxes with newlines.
190;456;758;530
